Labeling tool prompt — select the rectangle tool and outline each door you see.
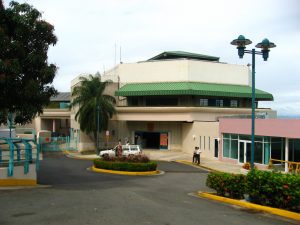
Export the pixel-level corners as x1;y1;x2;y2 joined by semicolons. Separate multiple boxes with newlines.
239;141;251;163
214;139;219;158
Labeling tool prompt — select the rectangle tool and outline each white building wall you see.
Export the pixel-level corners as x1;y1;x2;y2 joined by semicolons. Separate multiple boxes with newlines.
182;121;219;158
101;59;250;86
188;61;250;86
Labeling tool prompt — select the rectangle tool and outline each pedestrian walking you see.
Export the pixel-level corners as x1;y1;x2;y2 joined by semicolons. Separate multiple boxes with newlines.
192;147;197;163
116;139;123;157
195;147;201;165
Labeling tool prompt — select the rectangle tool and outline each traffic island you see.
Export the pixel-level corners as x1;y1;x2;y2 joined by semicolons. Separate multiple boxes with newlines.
198;192;300;221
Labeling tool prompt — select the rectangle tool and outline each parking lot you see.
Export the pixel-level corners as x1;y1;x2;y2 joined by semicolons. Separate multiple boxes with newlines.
0;153;296;225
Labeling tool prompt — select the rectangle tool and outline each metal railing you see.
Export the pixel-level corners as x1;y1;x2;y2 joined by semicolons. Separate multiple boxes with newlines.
269;158;300;174
0;138;39;177
39;136;78;152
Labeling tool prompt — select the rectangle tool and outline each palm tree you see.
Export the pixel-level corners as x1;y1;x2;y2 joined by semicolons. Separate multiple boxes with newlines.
70;74;116;149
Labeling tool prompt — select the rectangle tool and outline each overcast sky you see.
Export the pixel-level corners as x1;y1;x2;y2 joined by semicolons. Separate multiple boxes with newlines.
3;0;300;116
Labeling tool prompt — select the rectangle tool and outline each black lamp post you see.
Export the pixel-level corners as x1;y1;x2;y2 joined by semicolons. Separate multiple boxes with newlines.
231;35;276;169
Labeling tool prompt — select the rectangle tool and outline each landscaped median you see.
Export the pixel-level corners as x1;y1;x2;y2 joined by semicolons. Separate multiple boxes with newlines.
198;192;300;221
92;155;162;176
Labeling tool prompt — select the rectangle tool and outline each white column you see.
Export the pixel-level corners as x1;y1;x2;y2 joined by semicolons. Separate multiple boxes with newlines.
285;138;289;173
52;119;56;132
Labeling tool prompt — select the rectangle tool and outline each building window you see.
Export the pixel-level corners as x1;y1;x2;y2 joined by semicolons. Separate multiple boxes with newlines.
199;136;202;149
223;133;284;165
230;100;238;107
200;99;208;107
216;99;223;107
204;136;206;149
208;136;210;150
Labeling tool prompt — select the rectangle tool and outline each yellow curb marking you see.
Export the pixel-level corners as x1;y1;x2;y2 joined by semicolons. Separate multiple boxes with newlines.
175;160;221;172
198;192;300;221
91;166;161;176
0;179;37;187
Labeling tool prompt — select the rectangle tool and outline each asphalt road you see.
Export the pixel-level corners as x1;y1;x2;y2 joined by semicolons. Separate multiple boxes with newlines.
0;153;297;225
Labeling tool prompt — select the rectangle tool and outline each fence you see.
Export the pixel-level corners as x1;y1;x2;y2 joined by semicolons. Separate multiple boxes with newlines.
269;158;300;174
0;138;39;177
39;136;78;152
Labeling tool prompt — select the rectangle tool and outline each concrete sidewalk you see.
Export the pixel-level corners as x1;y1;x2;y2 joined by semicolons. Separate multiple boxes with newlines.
65;149;243;174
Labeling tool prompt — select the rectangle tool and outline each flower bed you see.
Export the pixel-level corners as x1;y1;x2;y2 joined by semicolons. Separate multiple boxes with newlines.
94;155;157;172
206;170;300;212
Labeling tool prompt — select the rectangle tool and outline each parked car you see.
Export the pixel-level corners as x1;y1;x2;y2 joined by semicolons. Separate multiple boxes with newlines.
99;145;141;157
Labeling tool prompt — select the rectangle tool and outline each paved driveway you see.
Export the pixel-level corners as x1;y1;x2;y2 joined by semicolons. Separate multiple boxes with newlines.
0;153;296;225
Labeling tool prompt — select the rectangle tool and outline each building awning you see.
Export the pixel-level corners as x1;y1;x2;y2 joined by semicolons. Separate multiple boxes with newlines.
115;82;273;100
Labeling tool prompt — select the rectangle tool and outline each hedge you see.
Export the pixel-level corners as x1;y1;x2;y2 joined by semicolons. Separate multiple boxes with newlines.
94;159;157;172
247;169;300;209
206;172;246;199
206;170;300;210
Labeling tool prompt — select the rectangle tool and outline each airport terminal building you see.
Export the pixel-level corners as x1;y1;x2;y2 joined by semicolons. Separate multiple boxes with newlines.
71;51;276;160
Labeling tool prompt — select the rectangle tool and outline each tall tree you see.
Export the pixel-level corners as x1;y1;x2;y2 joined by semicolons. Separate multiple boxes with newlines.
70;74;116;147
0;1;57;125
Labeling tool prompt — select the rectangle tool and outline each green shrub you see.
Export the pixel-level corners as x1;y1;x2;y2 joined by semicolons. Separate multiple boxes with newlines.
94;159;157;172
206;170;300;210
206;172;246;199
246;169;300;210
102;154;150;163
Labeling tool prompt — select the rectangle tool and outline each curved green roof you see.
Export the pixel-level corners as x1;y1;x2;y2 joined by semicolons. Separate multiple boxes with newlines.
148;51;219;62
115;82;273;101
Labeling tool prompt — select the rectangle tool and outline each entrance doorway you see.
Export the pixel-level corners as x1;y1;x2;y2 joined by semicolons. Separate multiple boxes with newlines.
134;131;168;150
214;139;219;158
239;141;251;163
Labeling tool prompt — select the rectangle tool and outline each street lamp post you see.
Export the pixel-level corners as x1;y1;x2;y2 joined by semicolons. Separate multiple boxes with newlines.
96;105;100;153
231;35;276;169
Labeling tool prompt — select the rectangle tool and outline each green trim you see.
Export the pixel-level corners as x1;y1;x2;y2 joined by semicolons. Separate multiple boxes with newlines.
148;51;219;61
115;82;273;100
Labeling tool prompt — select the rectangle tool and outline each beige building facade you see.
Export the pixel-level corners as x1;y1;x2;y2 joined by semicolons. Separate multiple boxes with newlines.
71;51;276;157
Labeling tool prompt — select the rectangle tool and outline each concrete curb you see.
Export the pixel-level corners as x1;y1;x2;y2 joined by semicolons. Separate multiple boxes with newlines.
0;179;37;187
175;160;221;172
198;192;300;221
91;166;163;176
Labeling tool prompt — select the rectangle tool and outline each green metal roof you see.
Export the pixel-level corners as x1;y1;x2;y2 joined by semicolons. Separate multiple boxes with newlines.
115;82;273;100
148;51;220;62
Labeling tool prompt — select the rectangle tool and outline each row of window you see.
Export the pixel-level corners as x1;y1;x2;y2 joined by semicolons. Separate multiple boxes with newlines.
222;133;300;164
199;136;211;150
200;99;238;107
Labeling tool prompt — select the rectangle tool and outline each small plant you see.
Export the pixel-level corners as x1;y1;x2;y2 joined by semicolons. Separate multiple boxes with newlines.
242;162;251;170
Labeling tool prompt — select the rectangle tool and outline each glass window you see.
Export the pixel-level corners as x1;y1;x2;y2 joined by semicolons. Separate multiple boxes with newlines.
289;139;300;162
200;99;208;106
199;136;202;149
230;100;238;107
264;142;271;164
223;133;230;138
239;135;251;141
231;139;238;159
254;142;263;163
231;134;238;140
216;99;223;107
223;138;230;157
271;138;284;161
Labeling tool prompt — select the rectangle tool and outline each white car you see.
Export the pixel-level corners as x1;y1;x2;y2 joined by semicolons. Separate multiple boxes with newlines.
99;145;142;157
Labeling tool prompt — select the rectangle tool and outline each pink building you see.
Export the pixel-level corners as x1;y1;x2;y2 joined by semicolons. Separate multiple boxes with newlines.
219;118;300;171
